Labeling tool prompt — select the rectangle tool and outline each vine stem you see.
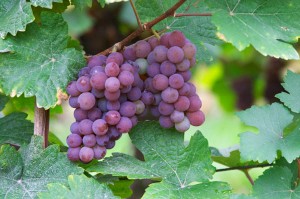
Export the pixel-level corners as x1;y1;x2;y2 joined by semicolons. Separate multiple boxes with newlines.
243;170;254;185
98;0;187;55
216;163;273;172
129;0;143;29
34;102;49;148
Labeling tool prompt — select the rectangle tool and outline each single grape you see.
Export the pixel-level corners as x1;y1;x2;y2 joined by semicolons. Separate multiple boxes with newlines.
161;87;179;103
178;83;191;96
158;101;174;116
174;96;190;112
190;57;196;67
67;147;81;161
141;91;154;105
134;100;145;114
147;63;160;77
159;116;174;128
105;62;120;77
69;97;79;108
135;58;148;75
78;92;96;110
120;63;135;73
107;100;120;111
92;119;108;135
186;110;205;126
187;82;196;96
106;52;124;66
90;72;107;90
93;145;107;159
67;134;82;147
118;70;134;86
153;45;168;63
83;134;96;147
123;46;136;61
183;43;196;59
78;67;90;77
148;37;160;49
106;140;116;149
74;108;88;121
147;51;156;64
117;117;132;133
169;74;184;89
107;127;122;140
96;135;110;146
188;95;202;112
105;77;120;92
160;61;176;77
67;81;81;96
175;116;190;132
170;110;185;123
168;30;186;47
87;55;107;68
176;59;190;72
76;76;92;92
79;119;93;135
152;74;168;91
90;66;105;76
120;102;136;117
104;90;121;101
167;46;184;64
79;147;94;163
70;122;80;134
134;40;151;58
127;86;142;101
105;110;121;125
178;70;192;82
97;98;108;112
160;32;170;47
87;107;102;121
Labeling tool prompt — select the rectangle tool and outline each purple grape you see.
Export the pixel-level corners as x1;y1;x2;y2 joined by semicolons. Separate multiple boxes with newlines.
74;108;88;121
117;117;132;133
161;87;179;103
96;135;110;146
176;59;190;72
190;57;196;67
107;100;120;111
106;141;116;149
188;95;202;112
105;77;120;92
90;72;107;90
178;83;191;96
104;90;121;101
147;52;156;64
174;96;190;112
121;85;132;93
148;37;160;49
106;52;124;66
183;43;196;59
170;110;185;123
78;92;96;110
152;74;168;91
119;94;128;103
70;122;80;134
67;147;80;161
150;106;160;117
178;71;192;82
169;74;184;89
79;147;94;163
123;46;136;61
93;145;107;159
133;73;144;90
90;66;105;76
83;134;96;147
167;46;184;64
78;67;90;77
134;100;145;114
76;76;92;92
105;62;120;77
186;110;205;126
175;116;190;132
159;116;174;128
158;101;174;116
141;91;154;105
69;97;79;108
98;98;108;112
153;45;168;63
153;94;162;105
67;134;82;147
147;63;160;77
120;63;135;73
91;88;104;98
120;102;136;117
87;55;107;68
160;61;176;77
134;40;151;58
144;77;159;94
87;107;102;121
105;110;121;125
118;70;134;86
160;33;170;47
92;119;108;135
168;30;186;47
187;82;197;96
107;127;122;140
130;116;138;126
127;86;142;101
79;119;93;135
67;81;81;96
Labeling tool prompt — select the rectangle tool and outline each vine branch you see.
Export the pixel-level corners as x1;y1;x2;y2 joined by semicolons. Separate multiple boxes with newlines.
216;163;273;172
129;0;143;29
243;170;254;185
34;102;49;148
99;0;187;55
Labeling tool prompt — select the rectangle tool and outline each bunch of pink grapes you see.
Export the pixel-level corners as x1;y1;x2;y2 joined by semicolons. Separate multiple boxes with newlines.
66;30;205;163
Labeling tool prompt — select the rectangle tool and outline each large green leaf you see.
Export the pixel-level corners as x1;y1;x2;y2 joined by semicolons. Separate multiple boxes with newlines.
206;0;300;60
71;0;92;11
0;0;35;39
276;71;300;113
39;174;118;199
0;93;9;111
0;136;83;198
88;121;231;199
135;0;221;63
238;103;300;163
0;12;85;109
30;0;63;8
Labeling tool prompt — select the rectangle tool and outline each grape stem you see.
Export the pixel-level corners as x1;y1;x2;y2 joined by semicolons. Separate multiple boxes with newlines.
99;0;187;55
34;101;49;148
129;0;143;29
215;163;273;172
243;170;254;185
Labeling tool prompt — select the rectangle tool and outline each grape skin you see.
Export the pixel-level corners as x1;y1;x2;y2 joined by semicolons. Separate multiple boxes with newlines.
79;147;94;163
92;119;108;135
78;92;96;111
67;134;82;148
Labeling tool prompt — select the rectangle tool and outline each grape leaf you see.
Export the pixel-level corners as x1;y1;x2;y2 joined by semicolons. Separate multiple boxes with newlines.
88;121;231;198
38;174;119;199
0;94;9;111
0;0;35;39
0;112;33;146
276;71;300;113
0;12;85;109
98;0;106;7
206;0;300;60
0;136;83;198
135;0;221;63
30;0;63;8
71;0;92;11
238;103;300;163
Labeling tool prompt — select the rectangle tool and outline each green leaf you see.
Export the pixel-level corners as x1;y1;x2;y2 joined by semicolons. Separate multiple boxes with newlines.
206;0;300;60
135;0;221;63
238;103;300;163
39;174;118;199
98;0;106;7
252;166;300;199
0;93;9;111
0;136;83;198
71;0;92;10
0;12;85;109
276;71;300;113
108;179;133;198
0;0;35;39
88;121;231;198
0;112;33;146
30;0;63;8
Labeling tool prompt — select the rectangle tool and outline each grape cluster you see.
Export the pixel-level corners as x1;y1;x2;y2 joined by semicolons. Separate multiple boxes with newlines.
66;30;205;163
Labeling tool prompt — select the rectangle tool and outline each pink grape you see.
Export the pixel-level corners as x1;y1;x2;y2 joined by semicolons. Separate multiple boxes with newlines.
168;30;186;47
78;92;95;110
183;43;197;59
90;66;105;76
96;135;110;146
79;119;93;135
107;100;120;111
175;116;190;132
106;52;124;65
160;61;176;77
106;141;115;149
161;87;179;103
116;117;132;133
70;122;80;134
176;59;190;72
120;102;136;117
152;74;168;91
127;86;142;101
91;88;104;98
92;119;108;135
123;46;137;61
105;62;120;77
174;96;190;112
105;110;121;125
120;63;135;73
93;145;107;159
134;40;151;58
160;32;170;47
105;77;120;92
67;147;81;161
153;45;168;63
147;63;160;77
67;81;81;96
69;97;79;108
104;90;120;101
79;147;94;163
167;46;184;64
118;70;134;86
107;127;122;140
169;74;184;89
159;116;174;128
141;91;154;105
188;95;202;112
76;76;92;92
178;71;192;82
186;110;205;126
67;134;82;148
158;101;174;116
90;72;107;90
83;134;96;147
87;55;107;68
148;37;160;49
170;110;185;123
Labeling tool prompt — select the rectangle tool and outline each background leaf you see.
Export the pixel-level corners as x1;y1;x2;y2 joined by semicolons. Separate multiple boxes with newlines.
30;0;63;8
